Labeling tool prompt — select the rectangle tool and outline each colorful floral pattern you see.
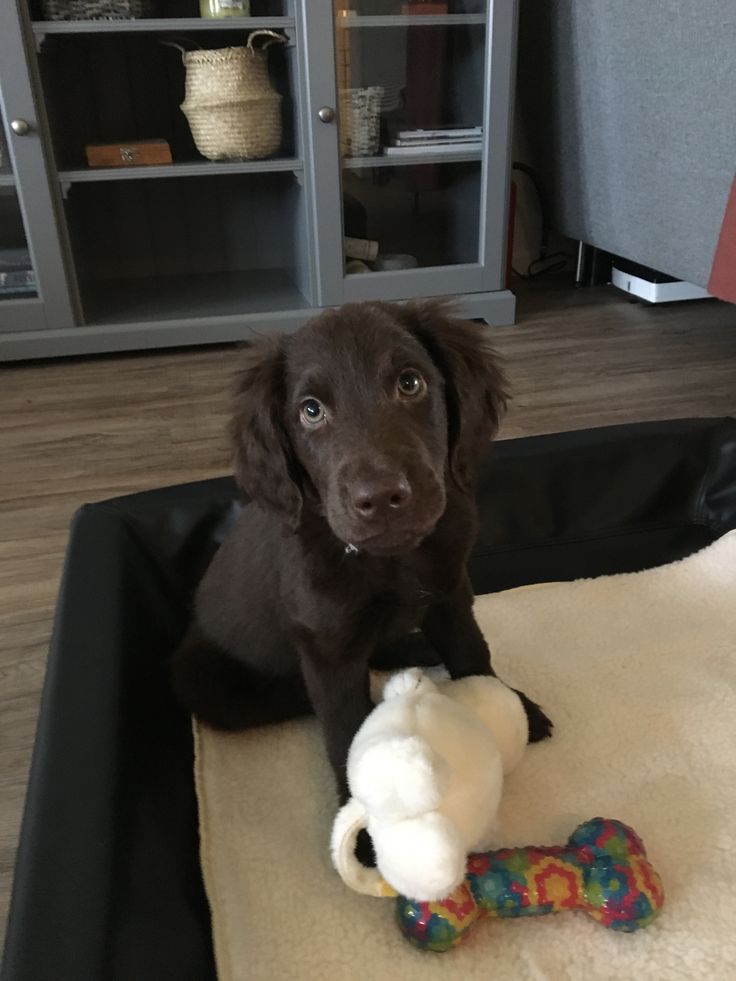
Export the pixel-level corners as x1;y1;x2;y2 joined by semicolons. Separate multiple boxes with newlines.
397;818;664;951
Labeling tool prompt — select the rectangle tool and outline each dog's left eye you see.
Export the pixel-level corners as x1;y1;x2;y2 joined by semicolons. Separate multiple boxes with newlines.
396;369;426;398
300;398;326;427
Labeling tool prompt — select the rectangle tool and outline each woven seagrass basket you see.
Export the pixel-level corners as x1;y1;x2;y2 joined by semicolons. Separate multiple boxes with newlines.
180;31;285;162
339;86;384;158
41;0;154;20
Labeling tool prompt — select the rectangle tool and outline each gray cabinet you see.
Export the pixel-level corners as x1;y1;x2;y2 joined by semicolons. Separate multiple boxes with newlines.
0;0;518;361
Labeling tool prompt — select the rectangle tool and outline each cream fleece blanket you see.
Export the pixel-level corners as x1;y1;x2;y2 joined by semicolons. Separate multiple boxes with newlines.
195;531;736;981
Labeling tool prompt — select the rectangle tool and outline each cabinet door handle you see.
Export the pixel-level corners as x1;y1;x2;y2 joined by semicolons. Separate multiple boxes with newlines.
318;106;335;124
10;118;32;136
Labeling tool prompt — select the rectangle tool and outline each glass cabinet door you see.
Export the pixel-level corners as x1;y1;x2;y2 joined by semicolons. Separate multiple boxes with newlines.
332;0;505;302
0;0;76;336
0;108;44;331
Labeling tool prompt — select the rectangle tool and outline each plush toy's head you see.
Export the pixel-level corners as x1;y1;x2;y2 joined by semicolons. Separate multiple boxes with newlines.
331;669;528;901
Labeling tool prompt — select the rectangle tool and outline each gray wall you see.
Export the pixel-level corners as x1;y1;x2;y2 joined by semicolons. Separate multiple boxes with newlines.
517;0;736;287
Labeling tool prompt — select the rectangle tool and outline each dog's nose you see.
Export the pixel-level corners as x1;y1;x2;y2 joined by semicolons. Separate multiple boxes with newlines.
352;476;412;520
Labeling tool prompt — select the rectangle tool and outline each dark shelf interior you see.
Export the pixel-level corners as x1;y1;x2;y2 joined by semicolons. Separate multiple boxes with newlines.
83;268;309;324
343;160;482;268
64;171;310;322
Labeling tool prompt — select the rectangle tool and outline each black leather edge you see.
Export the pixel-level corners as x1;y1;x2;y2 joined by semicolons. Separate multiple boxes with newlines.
2;506;216;981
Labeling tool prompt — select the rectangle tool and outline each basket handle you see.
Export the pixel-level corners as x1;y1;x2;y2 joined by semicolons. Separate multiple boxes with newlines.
160;37;204;61
246;29;287;52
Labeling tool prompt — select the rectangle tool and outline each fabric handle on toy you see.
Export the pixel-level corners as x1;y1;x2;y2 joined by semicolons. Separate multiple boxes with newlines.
330;800;398;898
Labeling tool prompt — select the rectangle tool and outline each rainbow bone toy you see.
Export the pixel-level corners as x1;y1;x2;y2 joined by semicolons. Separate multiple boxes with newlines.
398;818;665;951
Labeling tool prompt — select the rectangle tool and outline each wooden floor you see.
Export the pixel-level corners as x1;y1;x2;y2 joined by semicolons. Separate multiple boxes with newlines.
1;276;735;943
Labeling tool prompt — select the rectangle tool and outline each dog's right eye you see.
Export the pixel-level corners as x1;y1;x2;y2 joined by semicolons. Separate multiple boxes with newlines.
300;398;326;427
396;369;426;398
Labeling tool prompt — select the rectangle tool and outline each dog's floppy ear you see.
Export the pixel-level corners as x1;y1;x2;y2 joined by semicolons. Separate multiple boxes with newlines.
402;300;509;488
229;336;302;526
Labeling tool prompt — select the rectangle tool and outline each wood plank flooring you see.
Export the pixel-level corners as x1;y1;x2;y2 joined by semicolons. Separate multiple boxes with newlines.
1;276;735;945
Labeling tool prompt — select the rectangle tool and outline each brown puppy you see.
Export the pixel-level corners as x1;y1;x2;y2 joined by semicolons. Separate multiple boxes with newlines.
172;300;551;802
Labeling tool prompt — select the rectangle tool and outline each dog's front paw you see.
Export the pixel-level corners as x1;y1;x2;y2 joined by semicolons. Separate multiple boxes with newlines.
514;689;554;742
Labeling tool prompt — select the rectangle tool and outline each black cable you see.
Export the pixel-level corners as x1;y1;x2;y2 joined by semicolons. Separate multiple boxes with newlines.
511;162;575;279
512;161;550;259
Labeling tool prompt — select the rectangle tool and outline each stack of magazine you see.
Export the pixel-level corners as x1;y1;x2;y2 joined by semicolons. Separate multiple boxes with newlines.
0;248;36;297
384;126;483;156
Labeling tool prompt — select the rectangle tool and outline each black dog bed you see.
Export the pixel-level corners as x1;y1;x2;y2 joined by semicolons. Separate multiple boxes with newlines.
3;418;735;981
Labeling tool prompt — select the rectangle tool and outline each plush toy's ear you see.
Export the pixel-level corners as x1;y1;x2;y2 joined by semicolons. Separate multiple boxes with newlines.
229;336;303;527
400;300;509;489
382;667;438;702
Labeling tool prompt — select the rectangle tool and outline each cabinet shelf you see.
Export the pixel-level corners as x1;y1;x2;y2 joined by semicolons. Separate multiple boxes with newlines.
32;16;294;36
337;14;486;28
84;269;309;325
58;159;303;183
0;172;16;187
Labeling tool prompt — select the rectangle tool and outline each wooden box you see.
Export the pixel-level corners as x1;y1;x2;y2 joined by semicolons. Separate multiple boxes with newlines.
85;139;172;168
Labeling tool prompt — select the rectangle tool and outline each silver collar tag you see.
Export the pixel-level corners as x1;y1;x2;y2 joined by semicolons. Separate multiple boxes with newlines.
344;543;360;556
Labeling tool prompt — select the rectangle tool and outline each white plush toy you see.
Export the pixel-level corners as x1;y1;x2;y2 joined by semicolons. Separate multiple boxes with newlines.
330;667;528;902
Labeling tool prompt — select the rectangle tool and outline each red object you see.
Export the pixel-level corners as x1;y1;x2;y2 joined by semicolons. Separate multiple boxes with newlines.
708;173;736;303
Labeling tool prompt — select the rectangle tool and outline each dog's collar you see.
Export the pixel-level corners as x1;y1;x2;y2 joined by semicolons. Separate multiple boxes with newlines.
344;542;360;556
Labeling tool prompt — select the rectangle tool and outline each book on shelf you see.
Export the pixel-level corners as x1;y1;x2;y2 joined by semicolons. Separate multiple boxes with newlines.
392;135;482;147
0;247;33;269
383;141;483;156
396;126;483;141
0;268;35;289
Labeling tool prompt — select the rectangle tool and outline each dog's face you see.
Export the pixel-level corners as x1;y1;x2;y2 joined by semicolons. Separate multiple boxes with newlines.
231;301;507;556
284;306;448;554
